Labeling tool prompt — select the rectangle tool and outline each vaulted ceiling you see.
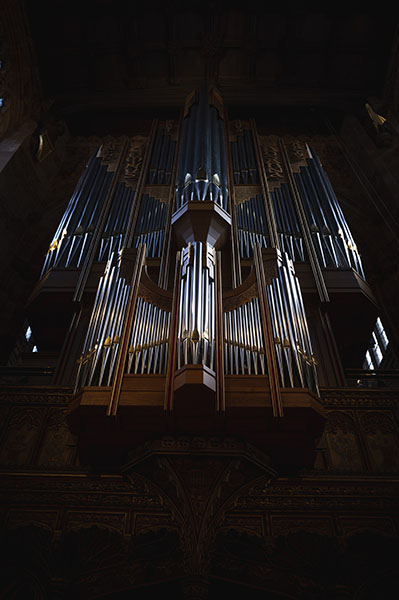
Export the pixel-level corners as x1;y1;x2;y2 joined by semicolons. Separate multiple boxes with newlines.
25;1;396;132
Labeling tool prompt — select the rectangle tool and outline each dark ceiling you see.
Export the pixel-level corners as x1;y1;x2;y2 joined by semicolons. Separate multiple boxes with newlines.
25;1;396;134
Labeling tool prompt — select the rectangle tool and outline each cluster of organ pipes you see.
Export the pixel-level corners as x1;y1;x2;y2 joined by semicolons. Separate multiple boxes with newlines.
224;298;266;375
41;152;113;276
231;128;259;184
271;185;306;262
97;182;136;262
222;251;318;394
175;89;229;212
269;144;364;277
147;125;176;185
75;252;131;390
236;195;270;258
296;147;364;277
267;252;318;393
75;251;172;391
126;297;171;375
176;242;216;370
133;195;167;259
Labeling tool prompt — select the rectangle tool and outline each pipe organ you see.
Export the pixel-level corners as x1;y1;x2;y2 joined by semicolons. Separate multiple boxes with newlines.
31;87;379;465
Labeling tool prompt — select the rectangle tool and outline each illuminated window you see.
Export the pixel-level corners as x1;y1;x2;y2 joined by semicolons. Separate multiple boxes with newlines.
363;318;390;369
364;350;373;370
376;317;388;350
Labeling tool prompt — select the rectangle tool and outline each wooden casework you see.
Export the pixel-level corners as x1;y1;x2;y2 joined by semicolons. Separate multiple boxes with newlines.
171;200;231;249
68;373;325;468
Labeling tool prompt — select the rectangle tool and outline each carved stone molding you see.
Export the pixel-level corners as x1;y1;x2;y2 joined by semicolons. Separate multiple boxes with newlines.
0;387;72;405
235;478;399;511
270;516;334;537
321;390;399;408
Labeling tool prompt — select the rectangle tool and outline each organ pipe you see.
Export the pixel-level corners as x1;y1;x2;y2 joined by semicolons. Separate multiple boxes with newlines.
230;127;259;184
176;242;216;370
133;194;168;259
236;194;270;259
41;150;113;276
175;87;229;212
75;251;131;390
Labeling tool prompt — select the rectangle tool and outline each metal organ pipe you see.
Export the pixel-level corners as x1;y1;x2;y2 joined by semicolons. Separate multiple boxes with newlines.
263;141;364;278
307;147;364;277
176;242;216;370
223;298;266;376
42;151;113;276
98;183;136;263
175;87;229;212
75;252;131;391
147;126;177;185
236;195;270;259
269;252;319;395
133;195;167;259
230;129;259;185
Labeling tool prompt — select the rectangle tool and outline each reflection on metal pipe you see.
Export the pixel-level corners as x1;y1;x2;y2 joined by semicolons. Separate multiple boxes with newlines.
266;142;364;278
175;87;229;212
97;183;136;262
236;195;270;258
126;298;171;374
133;194;168;259
271;185;306;263
176;241;216;370
75;251;131;391
147;124;177;185
267;251;319;395
223;298;266;375
42;150;113;276
296;146;364;277
230;127;259;184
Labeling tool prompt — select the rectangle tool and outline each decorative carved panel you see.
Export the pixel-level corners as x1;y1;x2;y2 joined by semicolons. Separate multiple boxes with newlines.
5;509;58;531
270;516;334;537
339;516;396;537
359;412;399;472
0;406;46;466
324;412;364;472
37;408;77;468
122;136;147;187
65;511;128;534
